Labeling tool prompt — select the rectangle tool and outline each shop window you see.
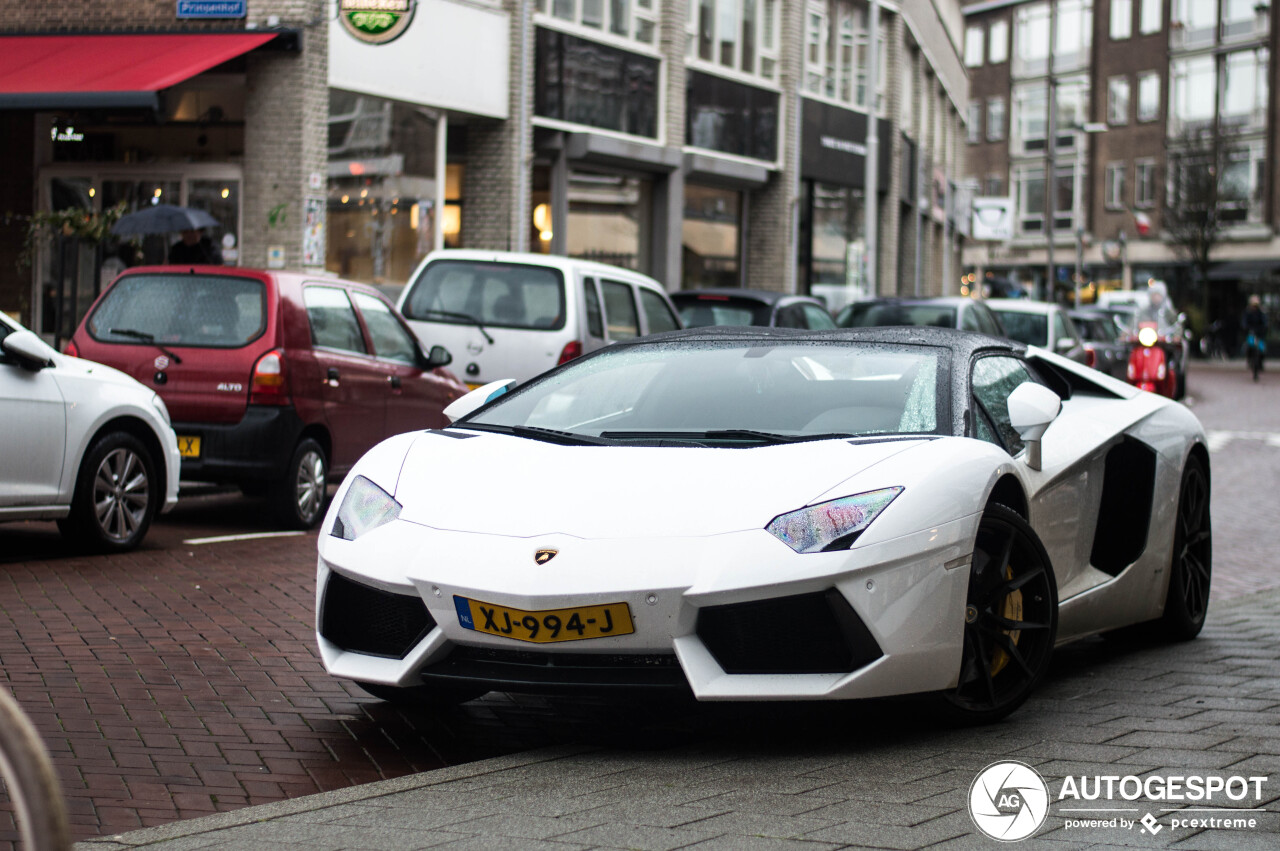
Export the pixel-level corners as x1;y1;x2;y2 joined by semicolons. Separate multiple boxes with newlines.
804;181;866;291
567;172;652;274
682;184;741;288
535;28;659;138
686;70;780;161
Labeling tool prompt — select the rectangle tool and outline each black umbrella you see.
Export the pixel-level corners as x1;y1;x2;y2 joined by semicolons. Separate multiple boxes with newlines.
111;204;220;237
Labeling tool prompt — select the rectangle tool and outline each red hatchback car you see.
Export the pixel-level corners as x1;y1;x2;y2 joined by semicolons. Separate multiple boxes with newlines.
69;266;467;527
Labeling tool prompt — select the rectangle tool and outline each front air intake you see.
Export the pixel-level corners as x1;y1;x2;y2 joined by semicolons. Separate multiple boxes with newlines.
320;572;435;659
696;589;882;674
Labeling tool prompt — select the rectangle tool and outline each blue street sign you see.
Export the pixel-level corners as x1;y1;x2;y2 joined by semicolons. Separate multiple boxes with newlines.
176;0;247;18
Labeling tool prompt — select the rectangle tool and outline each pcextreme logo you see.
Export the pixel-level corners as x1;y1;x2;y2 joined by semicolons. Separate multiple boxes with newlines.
968;763;1271;842
968;761;1050;841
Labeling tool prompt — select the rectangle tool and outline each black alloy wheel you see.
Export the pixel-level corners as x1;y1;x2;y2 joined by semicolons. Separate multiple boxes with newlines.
937;504;1059;725
1160;455;1212;640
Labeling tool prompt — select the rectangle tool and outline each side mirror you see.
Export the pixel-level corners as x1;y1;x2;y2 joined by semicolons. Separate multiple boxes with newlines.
1055;337;1076;353
423;344;452;369
1007;382;1062;471
1;330;55;371
443;378;517;423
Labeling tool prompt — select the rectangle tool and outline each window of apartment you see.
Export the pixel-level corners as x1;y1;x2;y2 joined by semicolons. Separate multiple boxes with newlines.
1056;75;1091;134
806;3;828;92
1173;0;1216;46
986;174;1005;195
1017;166;1046;233
1140;0;1161;33
1137;72;1160;120
542;0;658;45
1222;0;1260;40
792;1;884;109
966;25;985;67
690;0;779;80
987;96;1006;140
1111;0;1132;39
968;103;982;143
1014;3;1050;76
1013;84;1047;153
1171;54;1216;128
989;20;1009;63
1109;76;1130;124
1105;162;1127;208
1054;0;1093;73
1221;48;1269;127
1135;159;1156;207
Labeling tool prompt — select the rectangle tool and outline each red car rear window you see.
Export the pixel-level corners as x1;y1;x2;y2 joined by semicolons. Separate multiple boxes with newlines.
88;273;267;348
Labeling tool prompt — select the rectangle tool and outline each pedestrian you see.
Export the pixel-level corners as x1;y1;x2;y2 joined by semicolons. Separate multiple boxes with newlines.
168;229;223;265
1242;294;1268;371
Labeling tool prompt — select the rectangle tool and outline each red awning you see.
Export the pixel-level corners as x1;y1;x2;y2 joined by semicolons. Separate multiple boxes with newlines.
0;33;281;110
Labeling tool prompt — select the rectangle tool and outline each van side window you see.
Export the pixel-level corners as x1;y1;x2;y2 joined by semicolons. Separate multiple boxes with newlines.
640;289;679;333
583;278;605;338
304;287;367;354
601;280;640;340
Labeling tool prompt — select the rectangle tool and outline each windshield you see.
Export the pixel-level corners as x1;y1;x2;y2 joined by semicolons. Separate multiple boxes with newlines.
88;274;266;348
991;311;1049;347
404;260;566;331
675;296;772;328
462;340;947;444
838;303;957;329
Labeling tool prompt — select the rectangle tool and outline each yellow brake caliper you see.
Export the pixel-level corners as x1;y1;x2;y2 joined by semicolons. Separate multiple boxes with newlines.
989;565;1023;677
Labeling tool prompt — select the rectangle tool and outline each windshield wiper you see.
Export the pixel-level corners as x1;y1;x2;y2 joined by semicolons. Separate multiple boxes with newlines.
416;309;494;344
108;328;183;364
452;423;611;446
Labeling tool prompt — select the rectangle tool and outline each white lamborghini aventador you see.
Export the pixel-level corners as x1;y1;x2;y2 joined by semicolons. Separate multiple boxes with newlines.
315;326;1211;723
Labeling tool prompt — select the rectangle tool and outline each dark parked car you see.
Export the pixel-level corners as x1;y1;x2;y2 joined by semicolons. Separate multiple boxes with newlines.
1070;309;1130;379
836;297;1007;338
672;289;836;329
69;266;468;528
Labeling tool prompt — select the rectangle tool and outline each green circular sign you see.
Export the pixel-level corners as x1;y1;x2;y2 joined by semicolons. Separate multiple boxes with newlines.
339;0;415;45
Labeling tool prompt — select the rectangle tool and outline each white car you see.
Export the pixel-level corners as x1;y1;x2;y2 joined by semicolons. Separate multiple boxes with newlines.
315;326;1211;723
0;314;181;551
987;299;1089;365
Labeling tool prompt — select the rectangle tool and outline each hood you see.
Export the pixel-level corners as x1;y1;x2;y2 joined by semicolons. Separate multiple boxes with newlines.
393;431;924;538
52;352;155;393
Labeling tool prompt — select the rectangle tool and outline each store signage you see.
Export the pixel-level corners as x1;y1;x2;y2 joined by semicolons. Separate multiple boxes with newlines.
972;197;1016;241
51;125;84;142
338;0;416;44
800;98;890;189
176;1;247;18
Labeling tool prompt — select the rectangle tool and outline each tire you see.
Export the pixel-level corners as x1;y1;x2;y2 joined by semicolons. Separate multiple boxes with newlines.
58;431;157;553
273;438;328;529
935;504;1059;725
358;681;489;708
0;689;71;851
1159;455;1212;641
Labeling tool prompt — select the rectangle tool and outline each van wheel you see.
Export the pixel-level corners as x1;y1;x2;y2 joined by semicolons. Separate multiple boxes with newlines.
274;438;328;529
59;432;157;552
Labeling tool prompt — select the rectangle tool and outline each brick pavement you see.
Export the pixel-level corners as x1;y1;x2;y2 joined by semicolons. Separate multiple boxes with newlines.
2;359;1279;848
80;585;1280;849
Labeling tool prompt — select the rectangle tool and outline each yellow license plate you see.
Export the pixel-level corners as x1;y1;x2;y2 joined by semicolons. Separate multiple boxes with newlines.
453;596;634;643
465;382;484;391
177;436;201;458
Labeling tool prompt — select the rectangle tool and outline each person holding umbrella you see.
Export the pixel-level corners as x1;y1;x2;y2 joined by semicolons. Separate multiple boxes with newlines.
168;228;223;264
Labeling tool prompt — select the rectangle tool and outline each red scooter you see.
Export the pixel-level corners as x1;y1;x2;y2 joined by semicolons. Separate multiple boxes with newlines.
1126;321;1178;397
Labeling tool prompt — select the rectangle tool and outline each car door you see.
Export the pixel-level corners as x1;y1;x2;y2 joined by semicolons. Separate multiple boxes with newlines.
0;326;67;506
350;290;458;434
301;285;385;472
969;354;1089;596
638;288;680;336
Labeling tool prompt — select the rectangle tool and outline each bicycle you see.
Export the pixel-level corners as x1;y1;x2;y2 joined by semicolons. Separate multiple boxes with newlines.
0;688;71;850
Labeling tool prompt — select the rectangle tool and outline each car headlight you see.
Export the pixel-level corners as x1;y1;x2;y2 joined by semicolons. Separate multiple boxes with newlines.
331;476;401;541
766;487;903;554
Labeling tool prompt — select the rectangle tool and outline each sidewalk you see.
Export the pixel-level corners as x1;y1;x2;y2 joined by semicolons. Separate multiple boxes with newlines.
80;588;1280;850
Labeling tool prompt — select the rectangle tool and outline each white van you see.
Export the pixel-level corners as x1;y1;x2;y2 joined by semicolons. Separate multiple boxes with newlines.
397;250;682;387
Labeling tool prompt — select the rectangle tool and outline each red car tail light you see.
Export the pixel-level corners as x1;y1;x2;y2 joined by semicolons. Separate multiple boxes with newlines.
64;339;80;358
557;340;583;365
250;349;290;405
1083;345;1096;368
